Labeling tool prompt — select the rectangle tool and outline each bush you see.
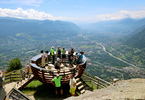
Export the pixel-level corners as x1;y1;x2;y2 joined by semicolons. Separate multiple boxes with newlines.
7;57;22;72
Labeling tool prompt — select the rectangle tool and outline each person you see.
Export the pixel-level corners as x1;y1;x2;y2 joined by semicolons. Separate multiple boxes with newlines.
56;46;61;61
70;48;74;57
76;52;83;70
61;47;66;63
69;75;77;96
51;73;68;98
54;58;61;70
20;70;25;80
50;46;55;64
45;51;49;63
113;78;118;86
68;51;73;68
73;53;78;64
26;64;30;78
41;50;45;67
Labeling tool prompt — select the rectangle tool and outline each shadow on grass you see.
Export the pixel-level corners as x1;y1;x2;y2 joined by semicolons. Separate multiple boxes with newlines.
22;80;78;100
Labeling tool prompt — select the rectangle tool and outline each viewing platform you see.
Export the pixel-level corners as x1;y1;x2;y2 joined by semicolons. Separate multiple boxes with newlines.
30;51;87;84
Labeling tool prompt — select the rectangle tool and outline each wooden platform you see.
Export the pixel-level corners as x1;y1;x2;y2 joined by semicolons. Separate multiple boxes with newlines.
30;52;87;84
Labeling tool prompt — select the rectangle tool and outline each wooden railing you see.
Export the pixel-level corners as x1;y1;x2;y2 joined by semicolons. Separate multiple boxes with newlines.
31;63;75;84
4;70;32;84
81;68;112;89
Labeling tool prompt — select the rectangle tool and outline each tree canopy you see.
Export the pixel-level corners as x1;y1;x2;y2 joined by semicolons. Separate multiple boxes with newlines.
7;57;22;72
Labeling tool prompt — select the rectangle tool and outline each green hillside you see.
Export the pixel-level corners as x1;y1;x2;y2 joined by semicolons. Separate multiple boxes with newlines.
124;28;145;49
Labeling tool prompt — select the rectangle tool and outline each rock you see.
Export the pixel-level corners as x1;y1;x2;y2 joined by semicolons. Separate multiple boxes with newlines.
0;70;6;100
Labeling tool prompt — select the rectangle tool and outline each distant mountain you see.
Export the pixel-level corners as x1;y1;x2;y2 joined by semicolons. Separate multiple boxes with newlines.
123;27;145;49
0;17;81;41
131;18;145;29
86;18;145;35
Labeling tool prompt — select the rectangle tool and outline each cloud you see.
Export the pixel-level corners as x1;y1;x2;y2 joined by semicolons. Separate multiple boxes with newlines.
46;0;56;5
0;7;70;20
1;7;145;24
0;0;43;7
96;10;145;20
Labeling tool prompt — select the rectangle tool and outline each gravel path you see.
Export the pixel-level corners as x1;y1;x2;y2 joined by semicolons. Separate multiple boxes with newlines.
5;82;16;94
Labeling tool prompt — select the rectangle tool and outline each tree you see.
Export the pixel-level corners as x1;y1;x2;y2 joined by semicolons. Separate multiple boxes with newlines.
7;57;22;72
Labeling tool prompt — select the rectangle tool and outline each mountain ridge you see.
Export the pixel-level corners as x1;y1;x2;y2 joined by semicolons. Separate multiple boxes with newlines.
0;17;81;41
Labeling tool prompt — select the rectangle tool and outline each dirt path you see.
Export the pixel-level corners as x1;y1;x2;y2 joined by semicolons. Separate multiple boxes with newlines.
5;82;16;94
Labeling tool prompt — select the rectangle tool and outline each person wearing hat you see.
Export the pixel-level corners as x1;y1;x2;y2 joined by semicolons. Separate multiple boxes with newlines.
113;78;118;86
54;58;61;70
50;46;55;64
51;73;69;98
69;75;77;96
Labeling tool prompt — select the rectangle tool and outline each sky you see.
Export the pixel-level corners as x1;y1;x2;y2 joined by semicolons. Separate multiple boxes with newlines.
0;0;145;24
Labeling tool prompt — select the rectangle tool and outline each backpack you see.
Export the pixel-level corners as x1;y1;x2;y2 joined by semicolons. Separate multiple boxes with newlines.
76;54;81;62
58;49;61;55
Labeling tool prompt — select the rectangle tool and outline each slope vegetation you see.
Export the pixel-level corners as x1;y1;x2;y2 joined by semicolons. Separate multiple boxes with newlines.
124;27;145;49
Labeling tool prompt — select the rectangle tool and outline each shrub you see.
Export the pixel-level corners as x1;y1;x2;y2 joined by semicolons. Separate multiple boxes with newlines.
7;57;22;72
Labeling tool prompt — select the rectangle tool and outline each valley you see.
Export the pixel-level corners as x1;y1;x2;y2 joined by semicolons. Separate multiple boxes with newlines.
0;17;145;83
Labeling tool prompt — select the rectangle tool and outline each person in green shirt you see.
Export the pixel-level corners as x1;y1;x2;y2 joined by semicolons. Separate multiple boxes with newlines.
61;47;66;63
51;73;68;98
50;46;55;64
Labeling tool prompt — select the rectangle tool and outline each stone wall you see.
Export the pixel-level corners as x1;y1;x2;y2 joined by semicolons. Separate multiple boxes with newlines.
0;70;6;100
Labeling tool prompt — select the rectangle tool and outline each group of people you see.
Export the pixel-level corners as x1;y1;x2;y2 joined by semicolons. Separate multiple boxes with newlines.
40;46;84;97
40;46;84;70
51;72;77;98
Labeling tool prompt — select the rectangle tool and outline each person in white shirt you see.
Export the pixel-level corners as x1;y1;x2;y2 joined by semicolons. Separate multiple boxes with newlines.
41;50;45;68
69;75;77;96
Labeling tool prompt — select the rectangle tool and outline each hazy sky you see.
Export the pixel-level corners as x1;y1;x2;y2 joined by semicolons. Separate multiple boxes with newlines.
0;0;145;24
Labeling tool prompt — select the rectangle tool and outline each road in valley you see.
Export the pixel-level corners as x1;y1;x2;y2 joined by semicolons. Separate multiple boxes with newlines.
83;36;137;68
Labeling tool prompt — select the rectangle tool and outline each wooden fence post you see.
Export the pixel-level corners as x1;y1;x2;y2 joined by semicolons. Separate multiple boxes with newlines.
92;76;94;89
97;79;99;89
10;74;11;82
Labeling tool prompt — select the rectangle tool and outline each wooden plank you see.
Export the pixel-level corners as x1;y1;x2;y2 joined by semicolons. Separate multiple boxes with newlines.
83;74;112;86
95;76;112;85
78;85;84;90
76;81;82;86
80;89;85;94
94;82;106;88
76;78;80;81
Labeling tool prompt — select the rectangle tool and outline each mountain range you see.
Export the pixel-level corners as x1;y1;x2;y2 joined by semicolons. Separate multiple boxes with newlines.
84;18;145;49
0;17;81;41
0;17;145;49
85;18;145;35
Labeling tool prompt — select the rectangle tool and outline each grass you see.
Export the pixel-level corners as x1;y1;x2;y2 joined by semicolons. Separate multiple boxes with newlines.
21;80;75;99
22;80;43;95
